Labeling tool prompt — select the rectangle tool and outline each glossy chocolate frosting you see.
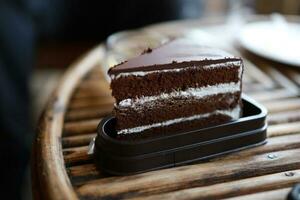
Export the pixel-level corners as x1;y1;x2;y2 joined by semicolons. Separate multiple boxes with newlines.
108;38;241;75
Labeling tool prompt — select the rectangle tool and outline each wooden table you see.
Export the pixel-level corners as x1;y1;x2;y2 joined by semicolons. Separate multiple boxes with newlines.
32;16;300;200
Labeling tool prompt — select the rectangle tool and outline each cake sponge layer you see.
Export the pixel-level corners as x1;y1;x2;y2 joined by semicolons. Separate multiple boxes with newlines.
115;92;241;132
116;110;237;140
111;63;241;102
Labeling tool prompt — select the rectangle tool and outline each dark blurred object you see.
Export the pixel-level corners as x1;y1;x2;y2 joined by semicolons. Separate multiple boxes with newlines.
0;1;35;200
256;0;300;15
32;0;201;41
35;0;204;69
288;184;300;200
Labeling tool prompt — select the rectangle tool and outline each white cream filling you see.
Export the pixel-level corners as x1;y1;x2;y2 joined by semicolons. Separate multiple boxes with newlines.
111;61;242;80
118;82;241;108
117;105;241;135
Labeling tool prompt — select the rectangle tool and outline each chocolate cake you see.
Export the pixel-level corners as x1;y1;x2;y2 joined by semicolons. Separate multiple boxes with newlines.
108;38;244;138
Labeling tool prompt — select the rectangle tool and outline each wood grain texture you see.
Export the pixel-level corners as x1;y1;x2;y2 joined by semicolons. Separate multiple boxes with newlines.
63;146;92;167
77;149;300;199
67;164;104;186
60;133;300;186
32;44;106;200
60;133;300;187
264;98;300;113
65;106;113;121
247;88;294;102
268;110;300;125
127;170;300;200
68;96;114;109
62;133;96;148
225;188;291;200
32;16;300;200
63;119;102;136
268;122;300;137
279;67;300;86
242;59;276;88
259;63;300;94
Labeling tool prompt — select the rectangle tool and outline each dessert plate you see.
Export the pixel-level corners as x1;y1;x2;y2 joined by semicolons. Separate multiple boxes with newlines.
237;17;300;66
94;94;267;175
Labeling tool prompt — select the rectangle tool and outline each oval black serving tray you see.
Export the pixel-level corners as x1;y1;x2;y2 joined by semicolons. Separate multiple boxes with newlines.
94;94;267;175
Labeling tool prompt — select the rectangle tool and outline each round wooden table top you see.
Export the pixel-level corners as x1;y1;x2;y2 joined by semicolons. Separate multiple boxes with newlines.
32;16;300;200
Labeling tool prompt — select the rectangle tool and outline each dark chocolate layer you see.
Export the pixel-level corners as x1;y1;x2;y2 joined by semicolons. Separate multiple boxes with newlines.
116;113;233;140
111;64;241;102
115;92;241;131
108;38;241;75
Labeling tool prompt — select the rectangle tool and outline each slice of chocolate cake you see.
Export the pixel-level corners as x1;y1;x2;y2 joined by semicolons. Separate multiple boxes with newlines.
108;38;243;138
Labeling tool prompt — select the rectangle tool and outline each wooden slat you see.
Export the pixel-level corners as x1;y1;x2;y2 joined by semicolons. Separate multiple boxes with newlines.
77;148;300;199
76;80;110;92
62;133;96;148
247;88;295;102
242;59;276;88
264;98;300;113
258;62;300;94
65;106;112;122
67;164;99;180
68;96;114;109
128;170;299;200
63;146;92;167
72;90;110;99
225;188;290;200
63;119;101;136
278;67;300;86
243;83;274;93
67;164;103;186
268;110;300;125
210;134;300;161
72;80;111;99
268;122;300;137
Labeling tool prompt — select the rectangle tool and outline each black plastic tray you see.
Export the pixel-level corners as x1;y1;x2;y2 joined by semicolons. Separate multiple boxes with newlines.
94;94;268;175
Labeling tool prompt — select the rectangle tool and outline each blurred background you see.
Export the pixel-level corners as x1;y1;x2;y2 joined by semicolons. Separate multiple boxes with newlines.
0;0;299;199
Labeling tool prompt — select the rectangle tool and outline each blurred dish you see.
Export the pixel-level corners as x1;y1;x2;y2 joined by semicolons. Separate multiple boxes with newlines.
238;16;300;66
106;30;168;61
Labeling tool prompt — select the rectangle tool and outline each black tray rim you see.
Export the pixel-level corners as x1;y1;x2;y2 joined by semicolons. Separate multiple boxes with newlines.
96;124;267;159
94;126;267;175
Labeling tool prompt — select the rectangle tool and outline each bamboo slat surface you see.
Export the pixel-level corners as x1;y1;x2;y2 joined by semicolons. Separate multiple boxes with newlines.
32;17;300;200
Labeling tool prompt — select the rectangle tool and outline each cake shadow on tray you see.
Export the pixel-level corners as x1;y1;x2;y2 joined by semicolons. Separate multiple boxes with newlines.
93;38;268;175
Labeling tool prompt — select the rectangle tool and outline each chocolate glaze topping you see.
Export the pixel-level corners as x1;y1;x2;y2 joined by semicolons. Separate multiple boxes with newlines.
108;38;241;76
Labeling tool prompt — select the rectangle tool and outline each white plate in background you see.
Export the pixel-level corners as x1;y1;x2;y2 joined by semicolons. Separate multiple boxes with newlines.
238;17;300;66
